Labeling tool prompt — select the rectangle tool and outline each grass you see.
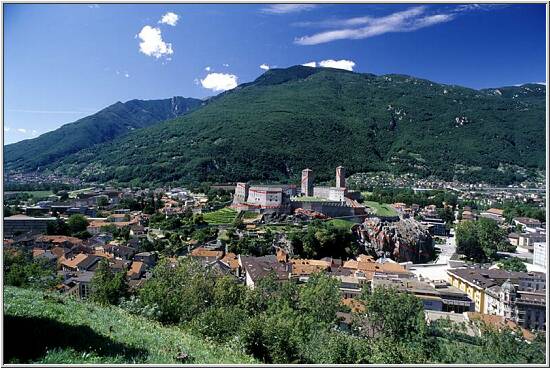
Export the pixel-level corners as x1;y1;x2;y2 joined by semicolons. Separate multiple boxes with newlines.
326;219;357;230
241;211;261;220
5;190;54;199
291;196;327;202
364;201;399;217
3;286;256;364
202;207;238;225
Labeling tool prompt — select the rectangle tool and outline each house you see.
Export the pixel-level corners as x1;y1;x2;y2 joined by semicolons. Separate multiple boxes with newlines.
513;217;542;233
134;251;157;267
372;277;474;313
484;279;546;331
3;215;56;238
104;244;136;260
127;261;146;280
220;252;240;274
61;254;101;272
61;271;95;299
189;247;224;263
507;233;520;247
447;268;546;313
34;235;83;249
239;255;290;288
533;242;546;269
517;232;545;252
465;312;537;341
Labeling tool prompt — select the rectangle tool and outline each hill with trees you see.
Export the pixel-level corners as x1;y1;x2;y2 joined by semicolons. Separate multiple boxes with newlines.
13;66;547;185
4;96;203;172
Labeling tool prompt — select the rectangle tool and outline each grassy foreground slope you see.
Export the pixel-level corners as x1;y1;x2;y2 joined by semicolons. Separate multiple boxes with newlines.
3;286;256;364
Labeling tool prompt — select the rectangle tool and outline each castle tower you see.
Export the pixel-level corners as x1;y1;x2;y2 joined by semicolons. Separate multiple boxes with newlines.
336;166;346;189
301;169;314;197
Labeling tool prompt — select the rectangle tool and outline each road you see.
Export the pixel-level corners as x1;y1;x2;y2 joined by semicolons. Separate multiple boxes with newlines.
434;229;456;265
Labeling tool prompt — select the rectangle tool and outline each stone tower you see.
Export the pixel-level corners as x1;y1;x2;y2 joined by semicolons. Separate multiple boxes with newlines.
301;169;314;197
336;166;346;189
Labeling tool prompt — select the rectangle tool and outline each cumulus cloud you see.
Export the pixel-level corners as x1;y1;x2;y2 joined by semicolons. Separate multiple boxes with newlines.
302;61;317;67
138;25;173;59
17;128;27;133
4;126;10;132
260;64;270;70
205;66;211;71
223;63;230;67
200;73;238;92
262;4;316;14
124;72;130;78
319;59;355;71
295;6;454;45
159;12;179;26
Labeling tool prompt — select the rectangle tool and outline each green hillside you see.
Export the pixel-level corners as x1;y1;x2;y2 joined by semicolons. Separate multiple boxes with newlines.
3;286;256;364
4;96;203;171
42;66;547;185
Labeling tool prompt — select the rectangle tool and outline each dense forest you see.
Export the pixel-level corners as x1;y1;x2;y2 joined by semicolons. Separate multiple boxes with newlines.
7;66;546;186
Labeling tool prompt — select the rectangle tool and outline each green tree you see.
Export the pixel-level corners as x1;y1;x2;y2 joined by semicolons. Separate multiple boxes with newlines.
67;214;89;235
498;257;527;272
455;218;509;262
90;260;128;305
299;272;341;324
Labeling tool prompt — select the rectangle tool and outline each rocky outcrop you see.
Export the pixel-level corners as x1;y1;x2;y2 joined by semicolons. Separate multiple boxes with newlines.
358;217;434;263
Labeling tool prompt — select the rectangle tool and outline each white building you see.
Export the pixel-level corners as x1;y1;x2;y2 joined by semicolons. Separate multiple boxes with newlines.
533;242;546;270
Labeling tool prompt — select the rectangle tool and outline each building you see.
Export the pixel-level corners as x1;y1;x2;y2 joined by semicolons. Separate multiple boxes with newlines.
61;271;94;299
485;279;545;331
238;255;290;288
421;217;448;236
513;217;542;233
447;268;546;313
336;166;345;188
372;277;474;313
301;169;314;197
232;166;365;219
3;215;56;238
533;241;547;269
517;232;546;252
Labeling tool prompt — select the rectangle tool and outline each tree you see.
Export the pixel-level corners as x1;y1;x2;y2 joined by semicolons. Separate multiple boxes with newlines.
3;248;60;290
299;272;341;324
498;257;527;272
67;214;89;235
96;196;109;207
90;260;128;305
455;218;509;262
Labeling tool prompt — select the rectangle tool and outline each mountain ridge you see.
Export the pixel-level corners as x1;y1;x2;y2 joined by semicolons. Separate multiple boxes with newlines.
4;96;204;171
7;66;546;185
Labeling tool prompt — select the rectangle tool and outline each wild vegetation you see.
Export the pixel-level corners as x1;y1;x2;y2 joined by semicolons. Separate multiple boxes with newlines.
30;66;544;186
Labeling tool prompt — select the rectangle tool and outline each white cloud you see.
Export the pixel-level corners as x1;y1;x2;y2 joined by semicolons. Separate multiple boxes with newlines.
302;61;317;67
159;12;179;26
124;72;130;78
223;63;229;67
262;4;317;14
88;4;99;9
17;128;27;133
260;64;270;70
200;73;238;92
536;81;546;85
319;59;355;71
205;66;211;71
4;126;10;132
32;129;38;135
138;25;173;59
295;6;454;45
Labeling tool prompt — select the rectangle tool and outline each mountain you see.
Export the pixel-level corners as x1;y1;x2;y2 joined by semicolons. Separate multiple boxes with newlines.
39;66;548;185
4;96;203;171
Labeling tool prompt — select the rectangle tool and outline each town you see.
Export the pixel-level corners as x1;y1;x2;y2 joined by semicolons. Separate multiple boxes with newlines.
4;165;546;358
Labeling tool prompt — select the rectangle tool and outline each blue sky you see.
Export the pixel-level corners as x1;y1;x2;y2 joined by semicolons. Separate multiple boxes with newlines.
4;3;547;144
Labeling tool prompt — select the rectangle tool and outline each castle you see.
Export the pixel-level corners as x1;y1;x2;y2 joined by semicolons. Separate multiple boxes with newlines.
231;166;366;221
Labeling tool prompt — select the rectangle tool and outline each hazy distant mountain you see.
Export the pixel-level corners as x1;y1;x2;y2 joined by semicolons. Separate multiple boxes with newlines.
21;66;547;185
4;96;203;171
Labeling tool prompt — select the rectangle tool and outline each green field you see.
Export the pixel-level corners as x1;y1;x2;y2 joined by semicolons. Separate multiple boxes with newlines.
5;190;54;199
202;207;238;225
241;211;261;220
364;201;399;217
326;219;357;230
4;287;255;364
